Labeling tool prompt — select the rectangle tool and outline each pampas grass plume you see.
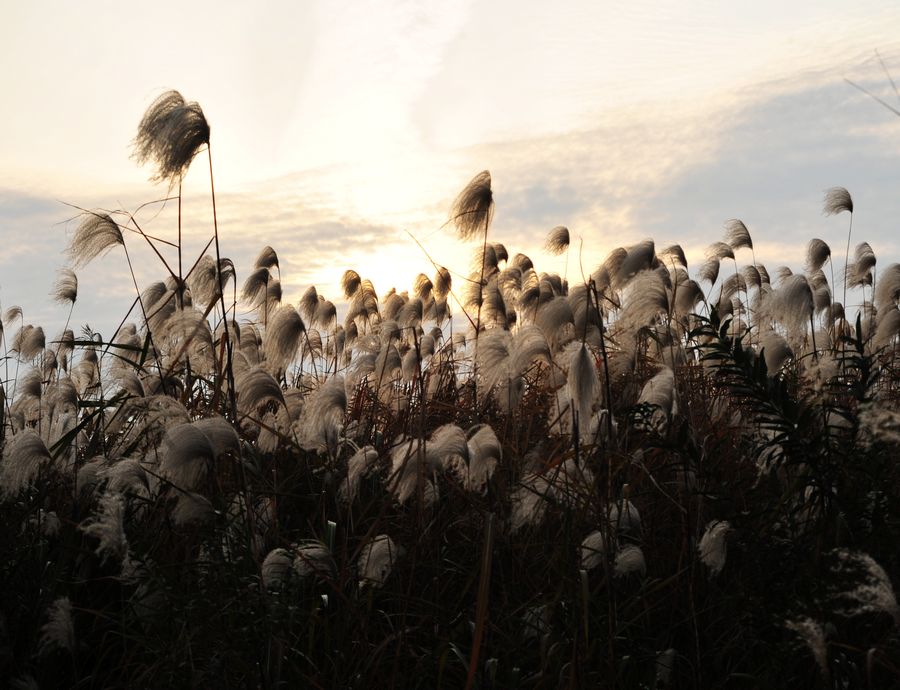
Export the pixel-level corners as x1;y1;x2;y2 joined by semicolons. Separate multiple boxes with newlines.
68;212;123;268
823;186;853;215
133;90;210;183
449;170;494;240
805;238;831;273
51;268;78;305
580;530;606;571
80;491;128;564
1;429;51;496
359;534;403;588
698;520;731;576
724;219;753;251
38;597;75;657
544;226;570;255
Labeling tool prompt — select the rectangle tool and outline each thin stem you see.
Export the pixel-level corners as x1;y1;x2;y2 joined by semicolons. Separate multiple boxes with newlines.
207;145;238;419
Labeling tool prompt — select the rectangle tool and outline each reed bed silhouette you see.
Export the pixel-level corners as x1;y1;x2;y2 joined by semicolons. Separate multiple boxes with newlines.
1;91;899;689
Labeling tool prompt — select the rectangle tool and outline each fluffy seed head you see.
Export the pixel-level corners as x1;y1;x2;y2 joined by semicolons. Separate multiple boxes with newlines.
38;597;75;657
614;544;647;578
449;170;494;240
823;186;853;215
80;491;128;564
68;212;124;268
1;429;51;496
255;245;279;270
262;548;294;589
706;241;735;261
133;90;210;183
831;549;898;622
724;219;753;251
359;534;402;588
698;257;720;285
433;266;452;299
698;520;731;576
660;244;688;268
264;306;306;373
51;268;78;305
159;423;214;490
567;344;599;432
580;530;606;571
544;226;570;255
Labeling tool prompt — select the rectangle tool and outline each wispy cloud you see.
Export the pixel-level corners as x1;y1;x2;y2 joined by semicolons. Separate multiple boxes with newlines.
4;52;900;340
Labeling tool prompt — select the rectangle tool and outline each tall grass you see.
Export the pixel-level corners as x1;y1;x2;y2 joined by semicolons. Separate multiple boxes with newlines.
0;91;899;689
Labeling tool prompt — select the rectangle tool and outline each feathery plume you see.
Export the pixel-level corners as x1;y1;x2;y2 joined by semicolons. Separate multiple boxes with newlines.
874;263;900;312
187;255;234;308
159;423;214;490
466;423;501;491
358;534;402;588
413;274;433;302
236;366;285;414
242;267;273;312
314;300;337;330
510;474;552;532
433;266;452;299
617;240;657;286
193;417;240;459
660;244;688;268
10;324;46;362
698;520;731;576
614;544;646;578
580;531;606;571
848;241;877;288
299;285;319;322
340;445;379;501
724;219;753;251
80;491;128;564
133;90;210;183
823;186;853;215
759;330;792;373
544;226;570;255
264;305;305;373
68;212;124;268
805;238;831;273
874;308;900;349
706;241;735;261
785;618;830;681
511;252;534;272
293;541;336;579
772;274;814;336
38;597;75;657
51;268;78;305
261;548;294;590
741;265;762;289
297;377;346;453
567;344;599;432
449;170;494;240
254;245;279;271
1;429;51;496
609;498;642;540
698;257;720;285
342;270;362;298
831;550;899;623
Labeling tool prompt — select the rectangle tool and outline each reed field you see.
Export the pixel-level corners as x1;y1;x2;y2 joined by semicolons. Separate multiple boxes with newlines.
1;91;899;689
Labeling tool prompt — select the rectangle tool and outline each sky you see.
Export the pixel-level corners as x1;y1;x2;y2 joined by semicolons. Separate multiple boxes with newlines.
2;1;900;337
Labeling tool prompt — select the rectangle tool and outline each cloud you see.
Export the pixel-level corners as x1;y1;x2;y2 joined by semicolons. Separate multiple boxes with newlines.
3;54;900;341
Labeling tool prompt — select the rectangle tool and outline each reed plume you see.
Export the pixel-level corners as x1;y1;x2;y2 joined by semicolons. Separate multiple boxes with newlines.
68;212;124;268
133;90;210;183
449;171;494;241
544;226;570;255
